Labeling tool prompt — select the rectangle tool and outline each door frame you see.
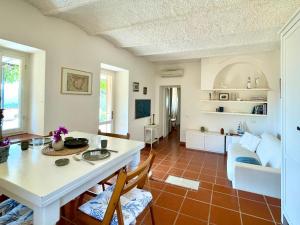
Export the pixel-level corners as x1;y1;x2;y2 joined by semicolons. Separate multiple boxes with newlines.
0;48;27;135
99;69;114;132
159;85;181;138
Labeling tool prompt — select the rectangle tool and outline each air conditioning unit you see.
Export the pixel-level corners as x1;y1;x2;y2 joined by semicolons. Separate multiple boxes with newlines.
160;69;184;78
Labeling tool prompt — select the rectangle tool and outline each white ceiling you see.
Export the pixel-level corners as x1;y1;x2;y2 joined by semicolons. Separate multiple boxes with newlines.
25;0;300;62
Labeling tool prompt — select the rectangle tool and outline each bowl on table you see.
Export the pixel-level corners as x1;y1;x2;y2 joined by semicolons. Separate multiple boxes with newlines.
64;138;88;149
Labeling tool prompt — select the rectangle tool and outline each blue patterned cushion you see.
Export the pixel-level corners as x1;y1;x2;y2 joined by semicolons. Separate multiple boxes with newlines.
7;210;33;225
79;185;152;225
0;199;19;216
0;199;33;225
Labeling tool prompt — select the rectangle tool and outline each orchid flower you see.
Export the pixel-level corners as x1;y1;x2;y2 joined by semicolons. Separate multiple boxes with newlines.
53;126;68;143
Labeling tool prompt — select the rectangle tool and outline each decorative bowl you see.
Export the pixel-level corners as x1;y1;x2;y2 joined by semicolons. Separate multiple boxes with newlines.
64;138;88;149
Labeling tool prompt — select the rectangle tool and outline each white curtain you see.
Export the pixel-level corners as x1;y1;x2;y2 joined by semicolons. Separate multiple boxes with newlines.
171;87;178;119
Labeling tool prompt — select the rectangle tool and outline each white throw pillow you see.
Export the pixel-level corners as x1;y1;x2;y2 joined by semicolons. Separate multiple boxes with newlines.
239;132;261;152
256;133;281;168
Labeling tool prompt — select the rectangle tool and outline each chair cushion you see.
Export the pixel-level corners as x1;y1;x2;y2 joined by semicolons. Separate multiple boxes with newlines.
256;133;281;168
239;132;261;152
79;185;152;225
0;203;32;225
236;157;261;165
7;210;33;225
0;199;19;216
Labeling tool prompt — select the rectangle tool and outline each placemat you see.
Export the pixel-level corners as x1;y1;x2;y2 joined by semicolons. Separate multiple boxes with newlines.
41;145;89;156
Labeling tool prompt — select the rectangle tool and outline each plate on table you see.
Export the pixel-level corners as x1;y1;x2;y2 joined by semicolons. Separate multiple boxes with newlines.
82;149;111;161
55;158;70;167
64;138;88;149
29;138;52;146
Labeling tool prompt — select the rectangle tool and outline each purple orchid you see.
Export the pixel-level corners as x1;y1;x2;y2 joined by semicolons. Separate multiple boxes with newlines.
53;126;68;143
0;138;10;147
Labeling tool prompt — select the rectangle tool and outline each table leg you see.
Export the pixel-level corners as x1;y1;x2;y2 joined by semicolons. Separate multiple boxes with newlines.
33;200;60;225
150;129;153;149
129;152;141;171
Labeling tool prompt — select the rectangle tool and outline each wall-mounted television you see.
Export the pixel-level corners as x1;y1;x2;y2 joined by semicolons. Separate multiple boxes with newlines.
135;99;151;119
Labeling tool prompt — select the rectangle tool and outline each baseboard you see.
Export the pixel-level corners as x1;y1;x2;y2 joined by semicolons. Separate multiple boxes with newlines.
180;141;186;147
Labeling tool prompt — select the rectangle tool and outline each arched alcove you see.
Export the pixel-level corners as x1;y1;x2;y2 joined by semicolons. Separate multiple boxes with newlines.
213;62;269;89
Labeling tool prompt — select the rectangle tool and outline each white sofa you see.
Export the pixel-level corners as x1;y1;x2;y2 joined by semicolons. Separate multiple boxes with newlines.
227;132;281;198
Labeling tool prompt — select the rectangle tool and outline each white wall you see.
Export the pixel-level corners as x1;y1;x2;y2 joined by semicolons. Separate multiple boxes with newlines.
155;50;280;142
0;0;155;141
28;51;46;135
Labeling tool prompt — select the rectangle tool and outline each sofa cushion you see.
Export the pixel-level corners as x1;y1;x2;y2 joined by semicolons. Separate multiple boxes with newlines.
256;133;281;168
227;143;260;180
236;157;261;165
239;132;261;152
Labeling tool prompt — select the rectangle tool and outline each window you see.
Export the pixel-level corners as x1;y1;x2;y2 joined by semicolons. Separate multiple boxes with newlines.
0;51;25;133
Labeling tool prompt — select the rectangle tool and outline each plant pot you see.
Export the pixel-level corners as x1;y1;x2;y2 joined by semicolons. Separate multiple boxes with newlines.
0;144;10;163
52;140;64;151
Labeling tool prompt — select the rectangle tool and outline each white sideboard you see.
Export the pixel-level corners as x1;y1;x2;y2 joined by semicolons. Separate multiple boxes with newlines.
186;130;225;154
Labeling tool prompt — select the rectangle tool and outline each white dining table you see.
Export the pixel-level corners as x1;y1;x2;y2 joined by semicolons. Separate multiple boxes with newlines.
0;131;145;225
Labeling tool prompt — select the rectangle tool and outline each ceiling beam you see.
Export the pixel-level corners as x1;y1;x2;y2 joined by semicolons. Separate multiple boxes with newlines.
146;42;279;62
43;0;99;16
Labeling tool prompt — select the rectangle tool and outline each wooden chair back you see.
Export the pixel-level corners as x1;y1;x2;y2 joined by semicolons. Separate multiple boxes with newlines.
98;130;130;140
101;152;155;225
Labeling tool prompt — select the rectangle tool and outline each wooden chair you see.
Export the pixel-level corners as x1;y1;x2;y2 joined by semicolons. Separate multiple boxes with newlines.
98;130;130;140
76;152;156;225
97;130;130;190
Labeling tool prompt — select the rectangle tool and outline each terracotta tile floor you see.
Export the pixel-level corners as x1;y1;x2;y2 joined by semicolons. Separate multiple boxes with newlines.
11;132;281;225
135;131;281;225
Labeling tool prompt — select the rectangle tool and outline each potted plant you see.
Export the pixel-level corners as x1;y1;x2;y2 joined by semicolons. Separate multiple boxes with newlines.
52;126;68;151
0;109;10;163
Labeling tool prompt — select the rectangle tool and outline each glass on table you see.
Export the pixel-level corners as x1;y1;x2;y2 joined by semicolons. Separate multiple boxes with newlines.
32;138;45;149
89;136;100;148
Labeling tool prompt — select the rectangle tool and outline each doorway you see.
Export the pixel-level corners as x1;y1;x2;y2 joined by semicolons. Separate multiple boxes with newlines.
161;86;181;138
99;63;129;135
0;50;26;134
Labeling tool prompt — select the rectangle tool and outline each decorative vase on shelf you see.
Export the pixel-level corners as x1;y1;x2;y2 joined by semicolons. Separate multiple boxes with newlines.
255;77;260;88
52;140;64;151
247;77;251;89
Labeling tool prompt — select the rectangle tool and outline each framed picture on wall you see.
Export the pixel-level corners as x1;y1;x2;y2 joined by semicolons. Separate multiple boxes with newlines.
143;87;147;95
219;93;229;100
61;67;92;95
133;82;139;92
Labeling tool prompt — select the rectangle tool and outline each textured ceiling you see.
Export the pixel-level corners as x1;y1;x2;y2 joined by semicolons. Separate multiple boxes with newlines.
25;0;300;62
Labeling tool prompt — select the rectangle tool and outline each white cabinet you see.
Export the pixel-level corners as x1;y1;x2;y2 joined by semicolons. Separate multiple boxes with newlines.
281;10;300;225
186;130;205;150
186;130;224;154
144;124;159;149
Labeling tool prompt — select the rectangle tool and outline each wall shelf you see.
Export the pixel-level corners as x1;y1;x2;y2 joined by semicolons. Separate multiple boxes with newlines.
201;88;270;91
199;100;268;104
200;111;267;117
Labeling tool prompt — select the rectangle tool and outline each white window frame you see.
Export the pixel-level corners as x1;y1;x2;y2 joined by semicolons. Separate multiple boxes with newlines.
99;70;114;132
0;48;27;135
